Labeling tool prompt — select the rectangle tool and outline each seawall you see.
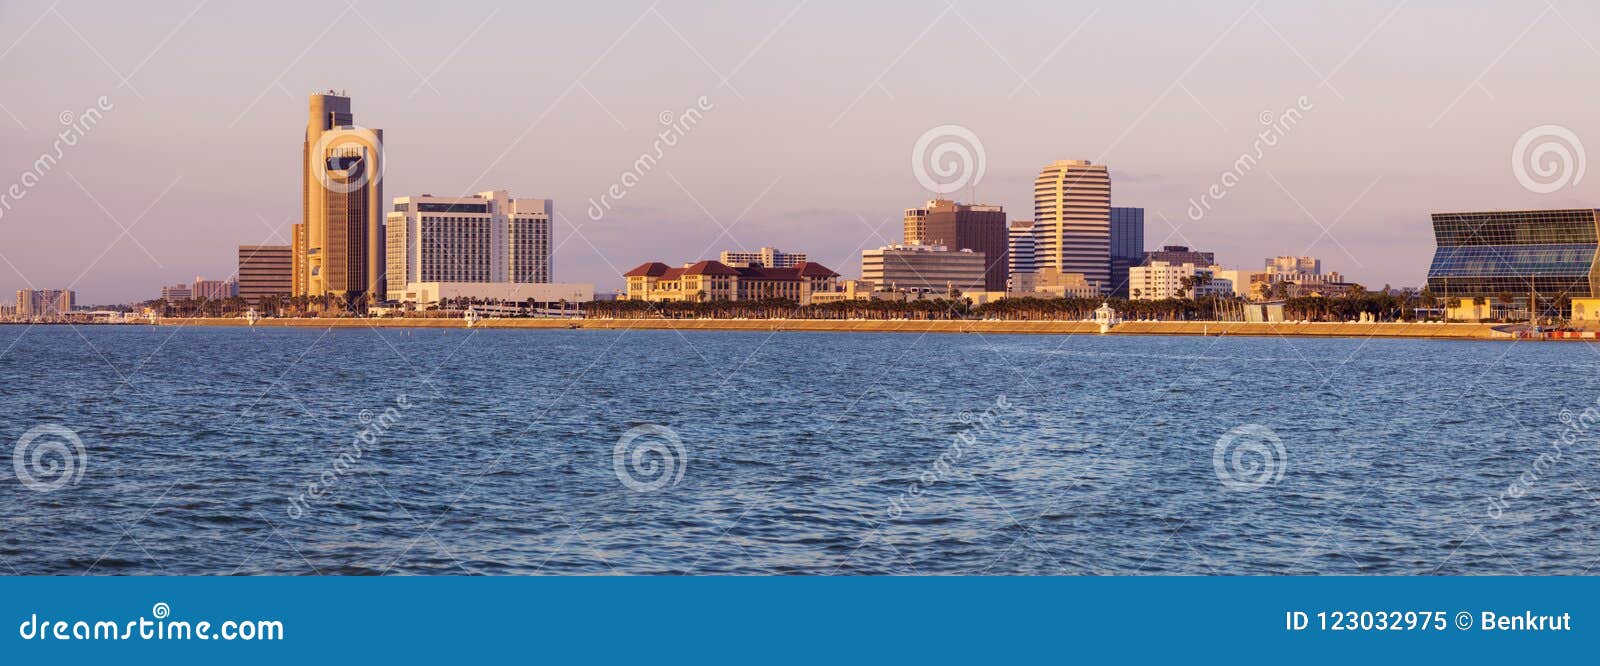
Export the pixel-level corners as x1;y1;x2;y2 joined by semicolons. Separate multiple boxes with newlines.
149;317;1505;339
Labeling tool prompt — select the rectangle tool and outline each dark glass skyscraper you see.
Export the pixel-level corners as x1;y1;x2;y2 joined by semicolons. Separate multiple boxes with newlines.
1426;209;1599;313
1109;207;1145;298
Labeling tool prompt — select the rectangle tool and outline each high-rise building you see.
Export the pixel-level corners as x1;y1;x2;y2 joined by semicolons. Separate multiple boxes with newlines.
917;199;1008;291
904;204;931;245
237;245;292;304
15;289;72;320
385;191;553;302
1008;220;1037;280
1141;245;1215;267
1110;207;1145;298
719;247;807;268
295;91;385;304
192;277;237;301
160;284;192;302
1033;160;1111;292
861;244;988;294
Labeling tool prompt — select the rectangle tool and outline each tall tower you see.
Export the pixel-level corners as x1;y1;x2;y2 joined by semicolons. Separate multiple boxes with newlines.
296;91;385;305
1033;160;1111;292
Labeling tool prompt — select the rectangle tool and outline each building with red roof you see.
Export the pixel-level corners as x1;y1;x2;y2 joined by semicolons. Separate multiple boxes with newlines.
623;259;840;304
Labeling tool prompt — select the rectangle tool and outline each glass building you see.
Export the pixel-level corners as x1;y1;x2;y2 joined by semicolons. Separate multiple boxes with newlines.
1426;209;1600;314
1110;207;1145;298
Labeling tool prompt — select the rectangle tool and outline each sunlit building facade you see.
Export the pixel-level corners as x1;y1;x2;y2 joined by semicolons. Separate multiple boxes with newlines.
1033;160;1110;291
1426;209;1600;315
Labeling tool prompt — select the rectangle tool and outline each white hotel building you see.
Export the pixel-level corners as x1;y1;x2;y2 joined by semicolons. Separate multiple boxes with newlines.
1128;261;1234;301
385;190;553;302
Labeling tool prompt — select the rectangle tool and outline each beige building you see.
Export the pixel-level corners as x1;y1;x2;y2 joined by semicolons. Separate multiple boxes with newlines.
293;91;385;304
384;191;553;302
192;277;236;301
15;289;73;320
238;245;292;304
718;247;806;268
1128;261;1233;300
861;244;986;294
1033;160;1111;288
624;260;840;304
1208;267;1255;299
1009;268;1099;299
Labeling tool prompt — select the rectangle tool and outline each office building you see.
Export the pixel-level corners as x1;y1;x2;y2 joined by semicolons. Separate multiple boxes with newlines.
912;199;1008;291
385;191;553;302
1128;261;1232;300
1009;268;1099;299
1267;255;1321;275
160;284;192;302
1110;207;1145;298
1008;220;1037;280
719;247;807;268
1208;267;1255;299
904;204;931;245
624;260;839;304
294;91;385;304
237;245;292;304
15;289;73;320
860;244;987;294
1141;245;1215;268
1033;160;1111;291
192;277;237;301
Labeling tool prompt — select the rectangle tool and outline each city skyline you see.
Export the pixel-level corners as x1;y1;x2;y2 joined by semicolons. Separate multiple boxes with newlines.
4;1;1600;304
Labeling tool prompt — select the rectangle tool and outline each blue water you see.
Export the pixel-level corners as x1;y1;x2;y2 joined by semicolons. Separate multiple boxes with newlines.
0;325;1595;575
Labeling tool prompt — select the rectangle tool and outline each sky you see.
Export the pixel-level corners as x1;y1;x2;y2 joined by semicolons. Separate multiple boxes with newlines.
2;0;1598;304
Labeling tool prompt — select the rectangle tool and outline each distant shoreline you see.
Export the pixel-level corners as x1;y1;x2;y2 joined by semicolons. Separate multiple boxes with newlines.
3;317;1512;339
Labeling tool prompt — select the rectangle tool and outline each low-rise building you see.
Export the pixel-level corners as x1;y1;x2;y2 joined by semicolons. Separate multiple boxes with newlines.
192;277;237;301
1008;268;1100;299
398;282;594;310
861;244;986;295
160;284;192;302
623;260;840;304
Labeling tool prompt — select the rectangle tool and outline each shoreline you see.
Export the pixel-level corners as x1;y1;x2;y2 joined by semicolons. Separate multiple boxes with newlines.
14;317;1514;339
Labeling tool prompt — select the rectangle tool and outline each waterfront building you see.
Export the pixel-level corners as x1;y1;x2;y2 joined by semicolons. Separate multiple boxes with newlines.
915;199;1008;291
1009;268;1099;299
398;282;593;310
0;303;14;321
1033;160;1111;290
1141;245;1215;268
384;191;553;302
294;91;385;304
1110;207;1145;298
192;277;237;301
861;244;987;294
1008;220;1036;284
623;260;839;304
1127;261;1232;300
719;247;806;268
237;245;292;305
1422;209;1600;317
160;284;192;302
15;289;73;320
